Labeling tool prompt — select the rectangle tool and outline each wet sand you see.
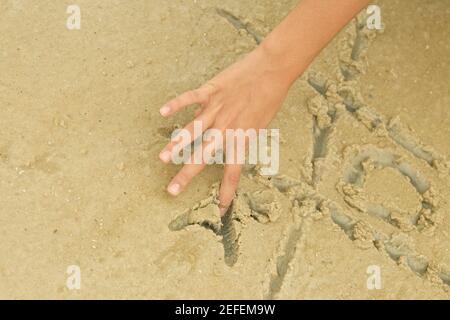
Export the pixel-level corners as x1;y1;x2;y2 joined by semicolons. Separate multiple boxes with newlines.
0;0;449;299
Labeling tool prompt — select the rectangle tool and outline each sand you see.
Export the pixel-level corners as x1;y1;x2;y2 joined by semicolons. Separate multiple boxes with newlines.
0;0;449;299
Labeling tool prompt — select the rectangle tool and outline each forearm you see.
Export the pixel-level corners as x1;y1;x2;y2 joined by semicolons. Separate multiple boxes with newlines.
257;0;370;85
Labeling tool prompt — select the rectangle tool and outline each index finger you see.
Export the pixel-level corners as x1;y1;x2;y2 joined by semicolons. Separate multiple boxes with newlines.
160;83;216;117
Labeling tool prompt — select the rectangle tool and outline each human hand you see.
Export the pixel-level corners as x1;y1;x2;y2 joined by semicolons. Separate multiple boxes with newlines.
159;46;291;215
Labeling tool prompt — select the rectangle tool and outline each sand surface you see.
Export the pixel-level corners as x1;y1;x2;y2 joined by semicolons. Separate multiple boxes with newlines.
1;0;449;299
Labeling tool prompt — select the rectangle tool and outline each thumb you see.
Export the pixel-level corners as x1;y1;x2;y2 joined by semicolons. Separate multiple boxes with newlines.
218;164;241;216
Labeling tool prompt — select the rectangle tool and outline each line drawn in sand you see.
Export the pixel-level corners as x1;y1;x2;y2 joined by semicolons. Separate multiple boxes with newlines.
215;8;263;45
169;181;284;267
168;187;240;267
266;11;450;296
167;11;450;298
299;12;450;293
338;145;439;232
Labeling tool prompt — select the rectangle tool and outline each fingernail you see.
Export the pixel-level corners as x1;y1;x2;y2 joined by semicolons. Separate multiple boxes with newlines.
159;151;172;163
167;183;181;196
160;105;171;116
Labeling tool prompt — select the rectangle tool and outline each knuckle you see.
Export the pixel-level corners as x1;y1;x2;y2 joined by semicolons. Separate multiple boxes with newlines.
203;83;220;104
173;96;183;108
176;171;191;186
205;81;220;94
188;90;200;101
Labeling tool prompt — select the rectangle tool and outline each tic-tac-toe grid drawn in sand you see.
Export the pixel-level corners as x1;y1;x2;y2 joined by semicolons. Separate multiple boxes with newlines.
169;10;450;298
1;0;448;300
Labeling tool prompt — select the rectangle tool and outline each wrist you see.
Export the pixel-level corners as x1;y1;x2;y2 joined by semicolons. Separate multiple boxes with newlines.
255;35;310;88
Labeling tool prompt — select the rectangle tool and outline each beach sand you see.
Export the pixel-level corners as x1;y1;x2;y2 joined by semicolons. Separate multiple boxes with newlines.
0;0;449;299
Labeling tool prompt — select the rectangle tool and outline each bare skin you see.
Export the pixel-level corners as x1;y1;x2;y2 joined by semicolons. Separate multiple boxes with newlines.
159;0;370;215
